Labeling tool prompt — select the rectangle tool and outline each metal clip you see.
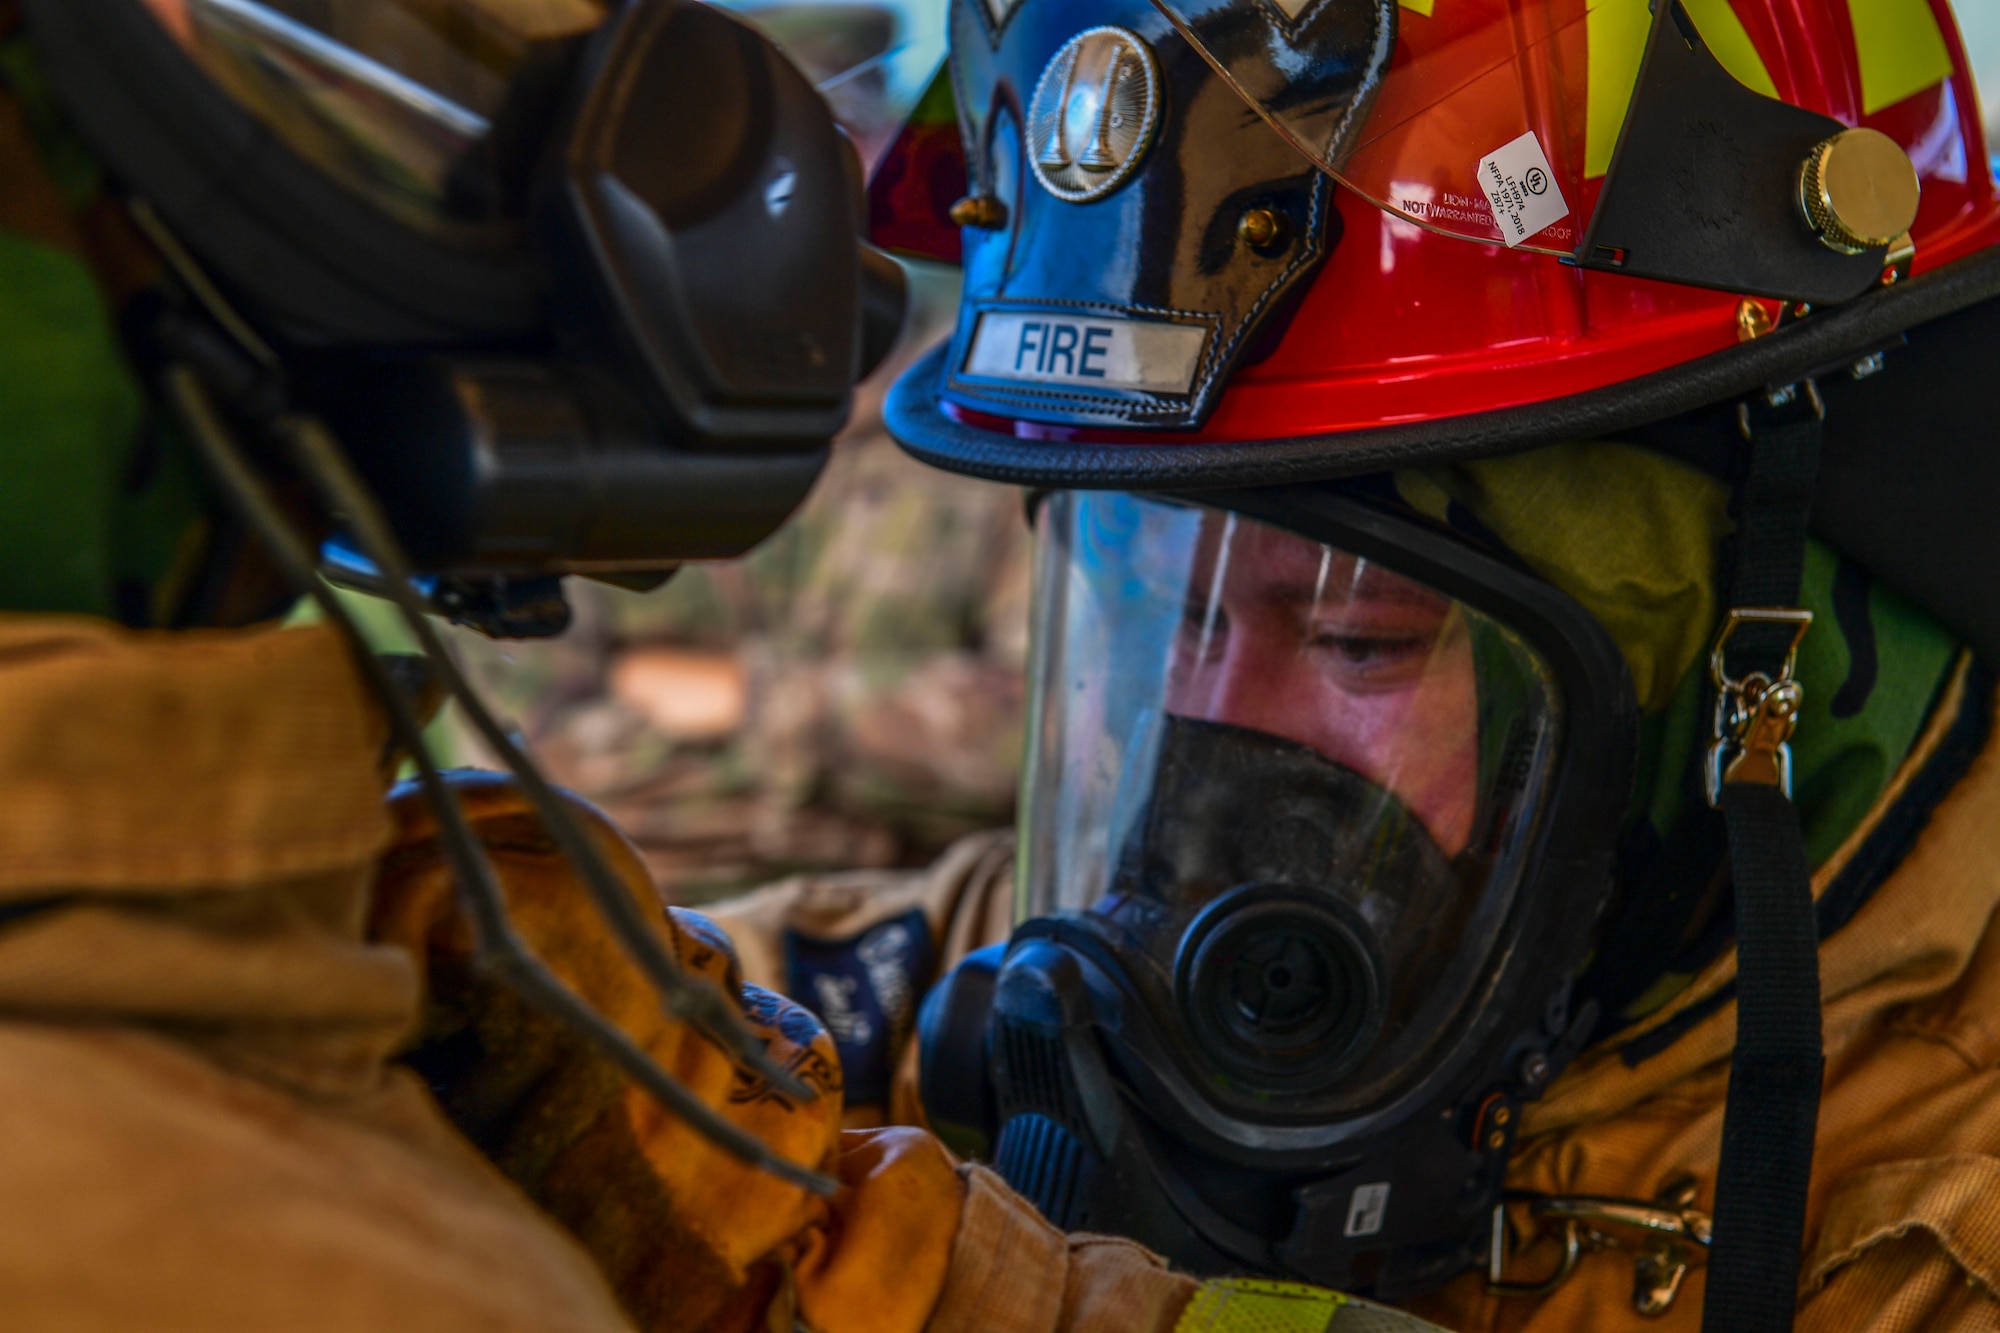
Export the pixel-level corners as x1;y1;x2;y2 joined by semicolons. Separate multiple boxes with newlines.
1736;378;1824;438
1487;1209;1583;1298
1705;607;1813;807
1488;1179;1713;1315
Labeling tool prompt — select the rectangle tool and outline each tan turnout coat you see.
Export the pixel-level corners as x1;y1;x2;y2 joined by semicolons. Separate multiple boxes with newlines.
0;615;1196;1333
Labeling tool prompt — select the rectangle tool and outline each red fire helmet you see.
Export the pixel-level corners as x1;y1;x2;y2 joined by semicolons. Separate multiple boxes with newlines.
875;0;2000;489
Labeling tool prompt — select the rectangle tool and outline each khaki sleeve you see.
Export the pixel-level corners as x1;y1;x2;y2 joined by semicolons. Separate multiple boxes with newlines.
924;1166;1198;1333
371;772;854;1330
371;772;980;1333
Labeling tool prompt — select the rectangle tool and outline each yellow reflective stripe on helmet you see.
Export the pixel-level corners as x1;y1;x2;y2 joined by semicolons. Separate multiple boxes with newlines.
1398;0;1435;17
1585;0;1650;180
1174;1279;1454;1333
1585;0;1779;178
1849;0;1955;114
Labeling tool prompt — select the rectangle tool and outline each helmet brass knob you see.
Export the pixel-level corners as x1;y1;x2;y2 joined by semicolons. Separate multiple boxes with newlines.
1238;207;1285;250
1797;128;1920;255
950;195;1008;229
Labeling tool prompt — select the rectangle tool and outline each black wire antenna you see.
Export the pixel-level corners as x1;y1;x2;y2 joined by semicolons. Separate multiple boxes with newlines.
164;364;839;1198
276;413;819;1102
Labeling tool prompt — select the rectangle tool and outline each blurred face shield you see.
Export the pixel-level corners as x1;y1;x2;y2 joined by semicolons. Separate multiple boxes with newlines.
134;1;616;239
135;0;607;239
27;0;902;591
923;491;1637;1297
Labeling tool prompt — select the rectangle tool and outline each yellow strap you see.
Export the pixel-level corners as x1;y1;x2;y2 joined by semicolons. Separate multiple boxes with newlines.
1174;1278;1454;1333
1848;0;1954;115
1585;0;1778;179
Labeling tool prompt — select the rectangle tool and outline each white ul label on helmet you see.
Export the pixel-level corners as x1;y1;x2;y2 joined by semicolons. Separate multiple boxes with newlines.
1344;1182;1391;1237
1476;131;1570;247
964;311;1207;394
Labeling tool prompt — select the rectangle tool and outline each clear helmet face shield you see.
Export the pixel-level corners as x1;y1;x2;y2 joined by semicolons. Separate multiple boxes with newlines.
1145;0;1928;289
920;490;1637;1297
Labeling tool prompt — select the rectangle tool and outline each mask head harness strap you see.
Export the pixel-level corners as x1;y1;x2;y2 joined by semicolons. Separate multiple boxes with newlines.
1701;377;1827;1333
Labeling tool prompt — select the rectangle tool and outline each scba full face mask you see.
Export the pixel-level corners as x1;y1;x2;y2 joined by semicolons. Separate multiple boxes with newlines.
921;489;1636;1297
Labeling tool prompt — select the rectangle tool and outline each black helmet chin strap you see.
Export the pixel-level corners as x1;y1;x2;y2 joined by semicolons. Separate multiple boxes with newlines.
1699;380;1828;1333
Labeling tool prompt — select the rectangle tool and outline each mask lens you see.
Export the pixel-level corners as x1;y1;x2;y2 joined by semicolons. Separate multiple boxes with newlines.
138;0;608;232
1021;493;1560;1108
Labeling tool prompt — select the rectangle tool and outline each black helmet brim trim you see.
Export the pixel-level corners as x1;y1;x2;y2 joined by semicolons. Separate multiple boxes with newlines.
888;245;2000;491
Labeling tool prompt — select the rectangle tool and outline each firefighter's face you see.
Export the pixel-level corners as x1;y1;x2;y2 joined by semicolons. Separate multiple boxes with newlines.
1167;512;1480;855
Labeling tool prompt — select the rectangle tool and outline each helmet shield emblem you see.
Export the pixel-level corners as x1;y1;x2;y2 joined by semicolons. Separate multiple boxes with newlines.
937;0;1394;431
1027;27;1161;203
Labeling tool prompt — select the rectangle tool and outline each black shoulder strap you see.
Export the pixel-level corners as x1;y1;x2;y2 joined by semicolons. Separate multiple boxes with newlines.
1700;384;1827;1333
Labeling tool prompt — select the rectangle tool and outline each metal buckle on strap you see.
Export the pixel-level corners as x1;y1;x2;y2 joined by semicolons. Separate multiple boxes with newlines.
1487;1180;1714;1314
1705;607;1814;807
1736;377;1825;439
